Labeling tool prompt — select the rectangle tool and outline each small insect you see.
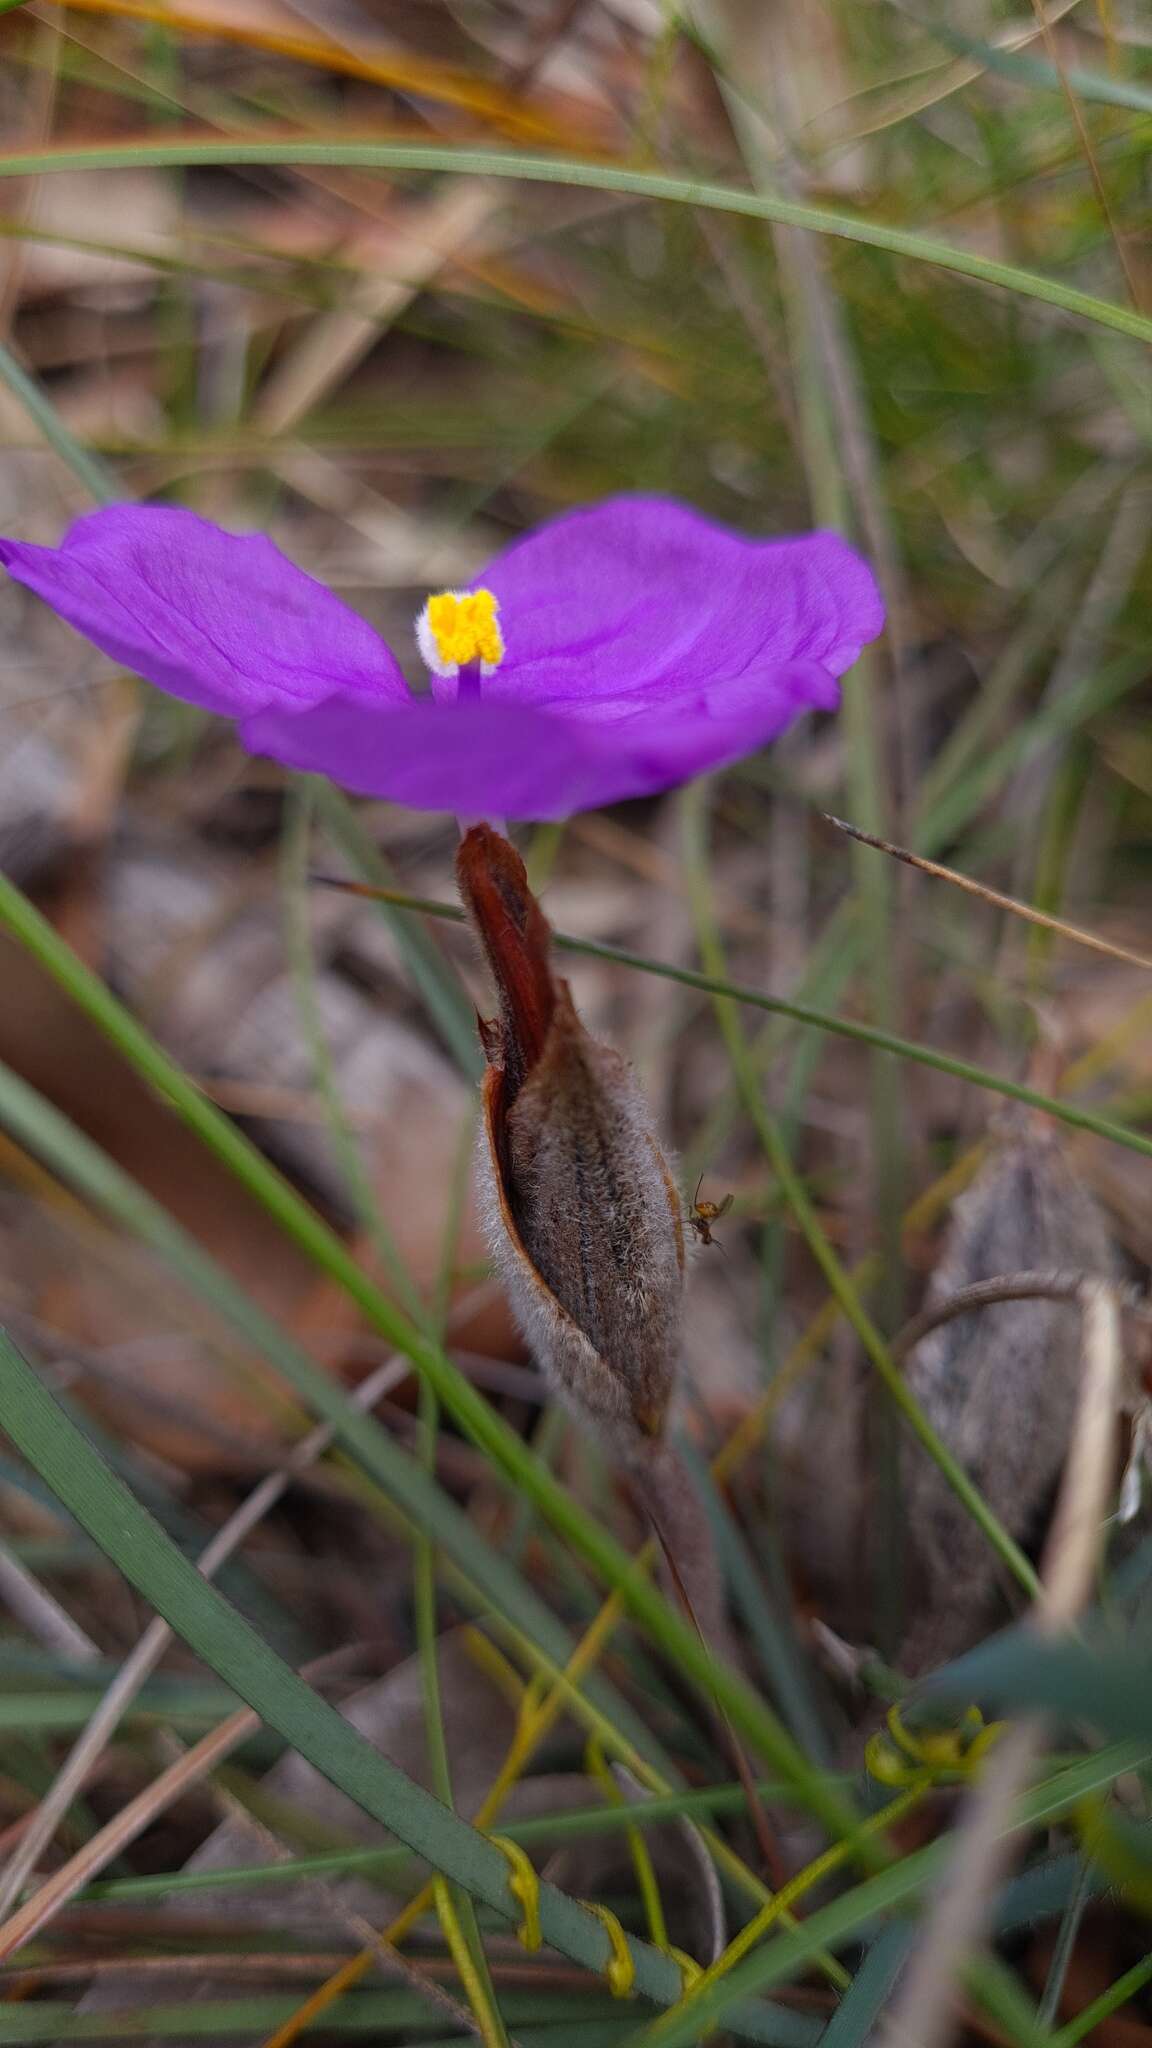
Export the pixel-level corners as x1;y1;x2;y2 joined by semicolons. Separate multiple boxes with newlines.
688;1175;734;1248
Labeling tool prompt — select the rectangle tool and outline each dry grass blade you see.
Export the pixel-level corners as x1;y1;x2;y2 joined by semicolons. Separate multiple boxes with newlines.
255;181;496;436
42;0;604;148
166;1764;514;2046
822;814;1152;973
1037;1285;1124;1628
0;1348;412;1927
877;1283;1124;2048
0;1539;100;1665
0;1699;259;1960
1007;482;1152;878
806;0;1084;149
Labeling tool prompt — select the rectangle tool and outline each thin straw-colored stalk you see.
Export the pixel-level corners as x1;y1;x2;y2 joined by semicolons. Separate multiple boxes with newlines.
0;1543;100;1667
822;813;1152;973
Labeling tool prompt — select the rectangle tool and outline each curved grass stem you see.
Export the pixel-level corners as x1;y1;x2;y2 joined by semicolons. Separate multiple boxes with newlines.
0;139;1146;343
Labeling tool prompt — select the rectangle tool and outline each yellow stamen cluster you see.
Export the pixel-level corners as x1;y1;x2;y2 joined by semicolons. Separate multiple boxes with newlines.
424;587;504;671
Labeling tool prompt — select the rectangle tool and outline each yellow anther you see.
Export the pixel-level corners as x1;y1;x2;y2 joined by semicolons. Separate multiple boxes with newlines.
584;1901;636;1998
421;586;504;673
489;1834;542;1952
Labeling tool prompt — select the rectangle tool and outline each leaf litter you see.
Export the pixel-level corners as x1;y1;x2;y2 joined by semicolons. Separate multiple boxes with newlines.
0;1;1149;2043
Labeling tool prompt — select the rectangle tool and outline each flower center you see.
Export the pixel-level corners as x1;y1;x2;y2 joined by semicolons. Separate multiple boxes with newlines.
416;587;504;680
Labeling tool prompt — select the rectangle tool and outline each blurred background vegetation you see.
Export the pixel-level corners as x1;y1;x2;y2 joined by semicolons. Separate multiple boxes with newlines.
0;1;1150;2043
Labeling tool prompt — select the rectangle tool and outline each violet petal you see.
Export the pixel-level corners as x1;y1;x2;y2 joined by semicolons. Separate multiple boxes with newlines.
0;495;884;818
0;506;406;718
447;495;883;715
242;657;840;820
242;694;615;820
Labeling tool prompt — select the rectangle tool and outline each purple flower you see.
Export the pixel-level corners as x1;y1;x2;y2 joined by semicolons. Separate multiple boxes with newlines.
0;495;883;821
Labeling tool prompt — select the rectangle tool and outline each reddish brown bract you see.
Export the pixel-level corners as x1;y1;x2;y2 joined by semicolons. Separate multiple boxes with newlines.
457;826;685;1451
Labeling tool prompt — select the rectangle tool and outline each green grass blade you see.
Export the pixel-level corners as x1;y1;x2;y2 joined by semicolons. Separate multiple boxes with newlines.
305;879;1152;1168
680;1442;833;1765
0;338;121;503
929;1633;1152;1743
0;1990;712;2042
0;1062;670;1783
1053;1950;1152;2048
624;1741;1152;2046
0;877;864;1840
0;1327;805;2047
679;778;1039;1601
929;23;1152;114
819;1927;916;2048
0;142;1145;344
0;2003;706;2045
974;1957;1056;2048
0;1686;241;1731
83;1777;841;1903
993;1848;1107;1937
281;784;430;1326
312;779;482;1081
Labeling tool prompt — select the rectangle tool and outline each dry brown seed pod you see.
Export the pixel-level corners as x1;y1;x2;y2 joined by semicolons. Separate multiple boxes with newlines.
900;1108;1118;1674
457;825;686;1455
